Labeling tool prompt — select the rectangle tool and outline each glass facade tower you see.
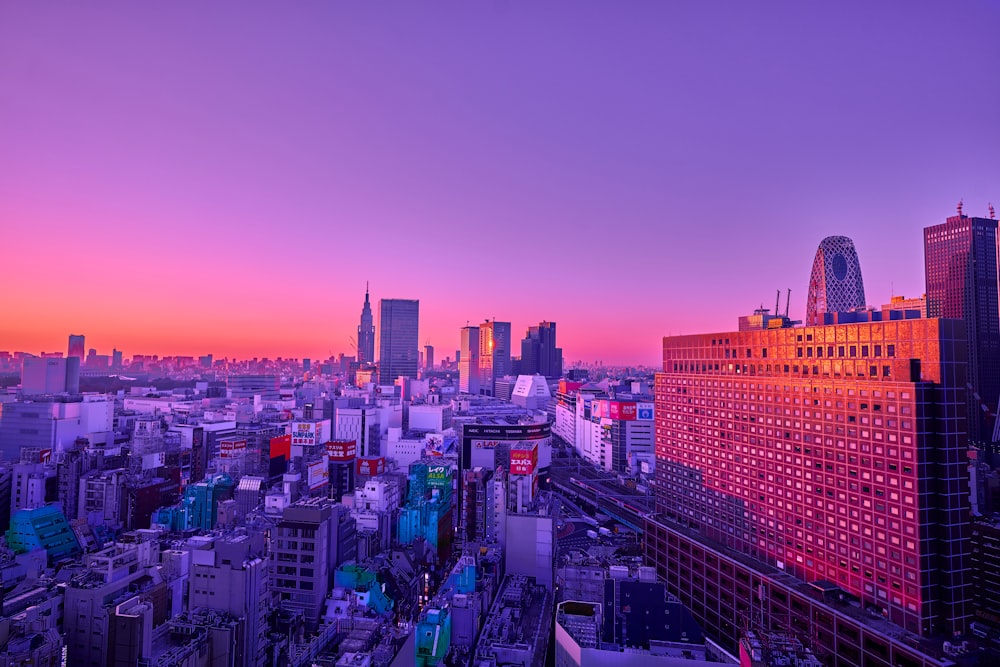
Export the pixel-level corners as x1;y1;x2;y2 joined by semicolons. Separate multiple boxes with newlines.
478;320;511;396
924;213;1000;444
378;299;419;385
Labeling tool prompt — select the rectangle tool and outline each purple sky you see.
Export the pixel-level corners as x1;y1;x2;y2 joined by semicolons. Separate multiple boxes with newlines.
2;2;998;365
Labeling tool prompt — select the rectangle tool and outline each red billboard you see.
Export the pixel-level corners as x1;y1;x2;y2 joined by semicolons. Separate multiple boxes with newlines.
356;456;386;477
269;434;291;460
219;438;247;458
510;444;538;476
609;401;637;421
325;440;358;461
558;380;584;394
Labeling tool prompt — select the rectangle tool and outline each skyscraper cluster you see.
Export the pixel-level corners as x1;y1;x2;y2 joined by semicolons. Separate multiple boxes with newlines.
644;204;1000;665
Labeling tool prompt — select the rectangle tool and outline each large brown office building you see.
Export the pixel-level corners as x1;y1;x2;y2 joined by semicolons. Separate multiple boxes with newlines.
645;315;971;666
924;211;1000;445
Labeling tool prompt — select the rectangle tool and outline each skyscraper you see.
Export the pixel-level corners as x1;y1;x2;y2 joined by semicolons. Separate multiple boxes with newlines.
805;236;867;326
378;299;419;385
357;284;376;364
424;345;435;372
645;316;971;661
924;208;1000;444
478;320;512;396
520;321;562;378
459;326;480;395
68;334;85;361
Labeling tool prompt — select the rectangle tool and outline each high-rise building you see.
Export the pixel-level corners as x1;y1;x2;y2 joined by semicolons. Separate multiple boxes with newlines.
520;321;562;378
357;284;376;364
479;320;511;396
270;497;337;629
378;299;419;385
459;326;480;395
424;344;435;372
20;356;80;395
645;316;971;663
68;334;85;361
924;210;1000;444
188;531;269;667
805;236;867;326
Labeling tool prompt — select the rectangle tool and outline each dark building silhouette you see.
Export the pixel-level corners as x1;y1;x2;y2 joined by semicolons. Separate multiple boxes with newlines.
378;299;419;385
924;209;1000;444
520;321;562;379
68;334;85;361
357;284;376;365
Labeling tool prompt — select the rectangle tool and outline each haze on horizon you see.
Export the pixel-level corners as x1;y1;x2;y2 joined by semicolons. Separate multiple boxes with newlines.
2;1;998;366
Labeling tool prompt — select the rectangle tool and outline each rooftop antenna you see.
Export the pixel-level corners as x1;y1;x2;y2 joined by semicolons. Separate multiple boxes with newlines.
785;288;791;318
775;289;781;315
958;199;964;216
990;203;996;220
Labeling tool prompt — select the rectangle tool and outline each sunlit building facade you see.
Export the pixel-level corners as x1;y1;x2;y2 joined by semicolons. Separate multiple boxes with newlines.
646;316;971;663
459;325;480;395
478;320;512;397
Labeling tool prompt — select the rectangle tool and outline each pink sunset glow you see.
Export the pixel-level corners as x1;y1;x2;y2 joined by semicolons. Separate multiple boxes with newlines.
2;2;999;364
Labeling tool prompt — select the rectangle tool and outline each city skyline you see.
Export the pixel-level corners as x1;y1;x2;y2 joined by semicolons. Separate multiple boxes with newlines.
3;2;999;364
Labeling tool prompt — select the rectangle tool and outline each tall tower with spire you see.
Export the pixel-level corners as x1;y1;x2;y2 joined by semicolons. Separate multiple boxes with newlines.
357;283;376;364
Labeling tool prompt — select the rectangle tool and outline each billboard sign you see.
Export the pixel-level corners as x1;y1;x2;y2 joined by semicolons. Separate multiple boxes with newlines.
637;403;654;420
356;456;386;477
426;464;450;489
473;440;502;450
292;422;317;446
510;445;538;476
609;401;637;421
219;438;247;458
269;434;291;460
463;423;550;440
325;440;358;460
307;459;329;490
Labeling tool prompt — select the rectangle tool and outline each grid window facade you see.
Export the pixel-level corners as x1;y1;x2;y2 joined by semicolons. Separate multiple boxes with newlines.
652;319;970;639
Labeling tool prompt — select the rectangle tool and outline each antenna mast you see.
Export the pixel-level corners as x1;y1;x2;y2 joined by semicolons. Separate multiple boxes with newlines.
785;288;791;318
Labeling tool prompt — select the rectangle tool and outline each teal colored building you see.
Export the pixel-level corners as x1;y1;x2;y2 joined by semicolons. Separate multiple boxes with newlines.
334;564;394;616
183;473;234;530
151;497;195;531
5;505;81;563
398;462;454;560
415;606;451;666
